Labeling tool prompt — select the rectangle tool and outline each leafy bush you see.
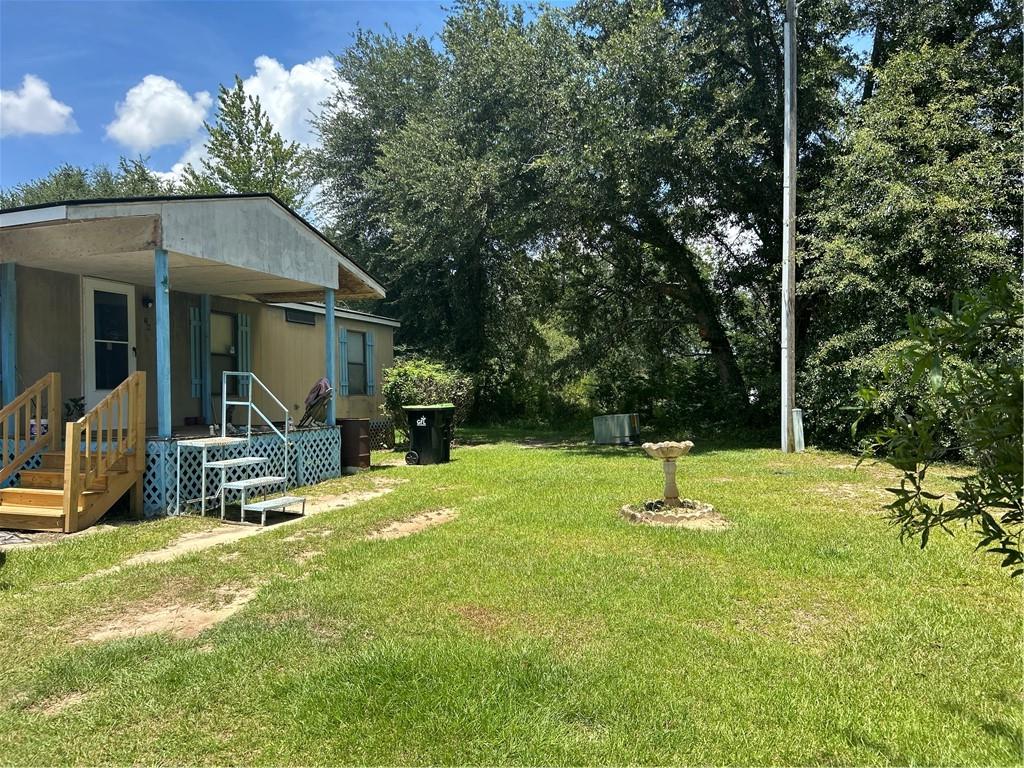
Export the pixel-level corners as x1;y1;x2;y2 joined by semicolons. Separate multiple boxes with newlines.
857;279;1022;576
381;358;474;441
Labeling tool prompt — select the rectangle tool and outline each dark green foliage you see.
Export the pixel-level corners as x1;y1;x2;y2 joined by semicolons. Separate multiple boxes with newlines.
0;157;172;208
858;280;1023;576
380;358;474;441
314;5;559;419
803;40;1021;445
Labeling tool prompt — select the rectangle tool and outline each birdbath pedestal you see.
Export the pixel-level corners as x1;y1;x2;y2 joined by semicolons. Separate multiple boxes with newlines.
642;441;694;508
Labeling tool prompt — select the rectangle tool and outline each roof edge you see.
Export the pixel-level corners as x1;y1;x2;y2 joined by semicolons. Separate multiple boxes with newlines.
0;193;385;298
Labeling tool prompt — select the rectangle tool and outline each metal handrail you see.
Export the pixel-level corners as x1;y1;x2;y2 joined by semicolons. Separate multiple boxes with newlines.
220;371;291;486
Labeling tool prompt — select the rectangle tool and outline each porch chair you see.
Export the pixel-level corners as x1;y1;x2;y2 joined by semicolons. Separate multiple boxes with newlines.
297;377;334;428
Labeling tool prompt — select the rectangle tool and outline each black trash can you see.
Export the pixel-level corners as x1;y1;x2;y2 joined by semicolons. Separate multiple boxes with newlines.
402;404;455;465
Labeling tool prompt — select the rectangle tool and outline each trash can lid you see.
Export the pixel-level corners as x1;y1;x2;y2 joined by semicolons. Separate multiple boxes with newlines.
402;403;455;410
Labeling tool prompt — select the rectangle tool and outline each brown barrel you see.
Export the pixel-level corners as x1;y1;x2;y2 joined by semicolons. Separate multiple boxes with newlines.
340;418;371;474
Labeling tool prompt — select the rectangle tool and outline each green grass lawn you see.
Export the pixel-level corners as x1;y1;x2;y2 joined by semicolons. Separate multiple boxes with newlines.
0;433;1019;765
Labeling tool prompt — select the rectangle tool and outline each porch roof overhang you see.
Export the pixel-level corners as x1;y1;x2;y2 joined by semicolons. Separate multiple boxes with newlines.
0;194;385;301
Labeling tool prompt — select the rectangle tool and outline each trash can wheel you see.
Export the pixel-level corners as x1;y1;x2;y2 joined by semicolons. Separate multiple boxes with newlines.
405;451;419;465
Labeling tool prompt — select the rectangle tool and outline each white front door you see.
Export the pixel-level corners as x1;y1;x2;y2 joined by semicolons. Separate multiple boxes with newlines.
83;277;136;409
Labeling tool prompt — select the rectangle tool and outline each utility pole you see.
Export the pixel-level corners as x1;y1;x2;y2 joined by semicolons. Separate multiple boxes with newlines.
780;0;798;452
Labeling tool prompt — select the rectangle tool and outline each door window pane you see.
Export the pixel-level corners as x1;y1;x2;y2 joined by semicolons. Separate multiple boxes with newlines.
94;291;129;342
95;341;129;389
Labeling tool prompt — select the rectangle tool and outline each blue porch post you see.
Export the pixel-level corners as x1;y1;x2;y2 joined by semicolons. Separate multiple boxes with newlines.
199;294;212;425
0;263;16;406
155;249;171;437
324;288;336;424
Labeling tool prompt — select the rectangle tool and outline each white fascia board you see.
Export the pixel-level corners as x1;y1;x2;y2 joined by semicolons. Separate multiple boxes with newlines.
0;205;68;229
271;302;402;328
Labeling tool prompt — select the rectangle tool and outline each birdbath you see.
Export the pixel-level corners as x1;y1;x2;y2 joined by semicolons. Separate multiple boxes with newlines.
642;441;694;508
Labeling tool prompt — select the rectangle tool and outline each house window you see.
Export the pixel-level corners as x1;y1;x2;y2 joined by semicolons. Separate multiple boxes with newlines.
285;307;316;326
347;330;367;395
210;312;238;396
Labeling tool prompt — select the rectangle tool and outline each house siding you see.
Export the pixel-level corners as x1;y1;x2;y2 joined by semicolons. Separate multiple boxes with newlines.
254;305;394;421
10;266;395;430
16;265;82;399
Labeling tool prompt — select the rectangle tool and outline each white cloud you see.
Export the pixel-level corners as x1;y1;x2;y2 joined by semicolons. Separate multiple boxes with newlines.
157;56;342;188
0;74;78;137
106;75;211;152
241;55;335;145
154;138;208;185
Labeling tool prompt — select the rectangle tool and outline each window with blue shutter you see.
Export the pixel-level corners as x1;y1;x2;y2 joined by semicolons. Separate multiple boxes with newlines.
237;313;251;396
366;331;376;395
339;326;349;396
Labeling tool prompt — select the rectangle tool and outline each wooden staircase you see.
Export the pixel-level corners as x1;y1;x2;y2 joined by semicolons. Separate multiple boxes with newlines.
0;372;146;533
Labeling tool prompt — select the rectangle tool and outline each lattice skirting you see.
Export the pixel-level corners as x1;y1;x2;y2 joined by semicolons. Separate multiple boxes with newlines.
1;438;44;488
144;426;341;517
369;417;394;450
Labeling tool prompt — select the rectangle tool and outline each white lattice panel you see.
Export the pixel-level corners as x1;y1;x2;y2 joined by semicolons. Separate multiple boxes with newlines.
143;427;341;516
1;438;43;488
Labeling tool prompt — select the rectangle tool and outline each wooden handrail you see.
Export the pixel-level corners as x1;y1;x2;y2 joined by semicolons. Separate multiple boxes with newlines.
0;372;61;487
63;371;146;531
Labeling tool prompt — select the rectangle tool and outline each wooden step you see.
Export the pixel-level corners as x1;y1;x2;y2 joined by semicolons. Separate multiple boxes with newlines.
19;468;108;491
38;452;128;472
0;487;89;509
0;504;65;532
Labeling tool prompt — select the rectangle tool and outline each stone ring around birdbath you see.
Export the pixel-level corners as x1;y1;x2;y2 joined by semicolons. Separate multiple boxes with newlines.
620;440;731;530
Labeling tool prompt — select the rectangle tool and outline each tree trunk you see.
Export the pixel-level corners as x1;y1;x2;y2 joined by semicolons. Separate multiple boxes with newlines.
861;19;887;103
628;213;749;403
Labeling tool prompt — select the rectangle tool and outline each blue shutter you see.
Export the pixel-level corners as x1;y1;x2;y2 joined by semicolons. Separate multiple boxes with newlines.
366;331;376;395
339;326;349;396
237;313;251;396
189;306;202;398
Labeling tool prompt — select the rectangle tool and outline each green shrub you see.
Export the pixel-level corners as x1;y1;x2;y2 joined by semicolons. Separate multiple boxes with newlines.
381;358;474;441
857;279;1023;576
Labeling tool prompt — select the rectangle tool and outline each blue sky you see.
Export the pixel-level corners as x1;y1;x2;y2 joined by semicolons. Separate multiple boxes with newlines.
0;1;455;189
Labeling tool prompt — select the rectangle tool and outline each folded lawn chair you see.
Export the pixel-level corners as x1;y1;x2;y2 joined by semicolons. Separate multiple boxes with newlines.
297;377;334;428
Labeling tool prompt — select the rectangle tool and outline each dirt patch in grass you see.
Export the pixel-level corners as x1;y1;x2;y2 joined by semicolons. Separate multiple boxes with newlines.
366;508;457;541
80;584;257;643
306;487;395;514
370;476;409;488
282;527;333;543
453;604;509;636
29;690;89;716
293;549;322;565
812;483;891;509
86;527;260;580
730;593;854;650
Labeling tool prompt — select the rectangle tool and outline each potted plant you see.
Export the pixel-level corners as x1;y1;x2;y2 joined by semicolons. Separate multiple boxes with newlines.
64;397;85;423
28;397;47;440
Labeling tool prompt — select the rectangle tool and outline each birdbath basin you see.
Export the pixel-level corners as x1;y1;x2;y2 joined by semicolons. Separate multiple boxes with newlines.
642;441;694;508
